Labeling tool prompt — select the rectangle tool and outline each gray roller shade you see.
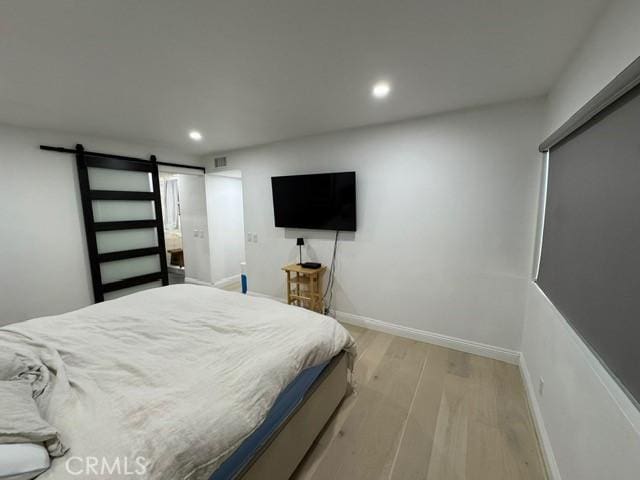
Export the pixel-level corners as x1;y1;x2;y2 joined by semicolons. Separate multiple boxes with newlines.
538;83;640;406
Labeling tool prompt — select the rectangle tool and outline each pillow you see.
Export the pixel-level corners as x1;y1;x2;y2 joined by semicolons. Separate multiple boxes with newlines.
0;443;50;480
0;381;67;457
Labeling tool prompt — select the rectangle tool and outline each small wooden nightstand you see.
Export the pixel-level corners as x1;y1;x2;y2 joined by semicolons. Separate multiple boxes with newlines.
282;264;326;313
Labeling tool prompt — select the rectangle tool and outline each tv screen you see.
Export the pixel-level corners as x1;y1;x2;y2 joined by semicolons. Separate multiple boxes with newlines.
271;172;356;231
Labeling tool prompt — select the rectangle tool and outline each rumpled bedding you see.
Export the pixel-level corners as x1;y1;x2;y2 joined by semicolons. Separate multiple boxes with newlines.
0;284;355;479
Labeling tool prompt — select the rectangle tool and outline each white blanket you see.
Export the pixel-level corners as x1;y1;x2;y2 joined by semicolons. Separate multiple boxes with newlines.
0;284;355;479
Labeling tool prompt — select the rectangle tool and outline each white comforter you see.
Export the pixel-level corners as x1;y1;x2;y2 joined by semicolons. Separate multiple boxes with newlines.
0;284;355;479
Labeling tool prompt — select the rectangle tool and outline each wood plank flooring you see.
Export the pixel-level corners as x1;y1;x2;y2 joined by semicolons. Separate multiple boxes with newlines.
292;325;547;480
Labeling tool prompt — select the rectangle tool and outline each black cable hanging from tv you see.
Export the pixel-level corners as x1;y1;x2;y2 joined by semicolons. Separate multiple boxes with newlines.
323;230;340;315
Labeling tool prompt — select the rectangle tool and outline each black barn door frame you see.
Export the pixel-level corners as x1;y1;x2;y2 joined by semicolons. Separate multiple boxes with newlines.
40;143;203;302
76;143;168;302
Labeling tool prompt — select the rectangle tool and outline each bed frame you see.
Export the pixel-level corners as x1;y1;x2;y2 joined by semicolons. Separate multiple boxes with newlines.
236;352;349;480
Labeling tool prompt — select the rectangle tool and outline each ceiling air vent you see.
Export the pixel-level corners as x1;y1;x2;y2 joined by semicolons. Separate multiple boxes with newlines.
214;157;227;168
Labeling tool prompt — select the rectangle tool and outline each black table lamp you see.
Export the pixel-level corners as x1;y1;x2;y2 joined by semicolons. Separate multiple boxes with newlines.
296;237;304;265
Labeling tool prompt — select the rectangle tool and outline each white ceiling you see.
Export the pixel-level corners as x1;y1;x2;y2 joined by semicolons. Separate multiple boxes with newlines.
0;0;607;154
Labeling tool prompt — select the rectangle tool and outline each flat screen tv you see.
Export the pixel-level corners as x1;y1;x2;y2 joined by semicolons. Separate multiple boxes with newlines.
271;172;356;231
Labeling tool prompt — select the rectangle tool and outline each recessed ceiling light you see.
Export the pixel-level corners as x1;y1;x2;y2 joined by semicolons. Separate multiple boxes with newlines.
371;81;391;99
189;130;202;141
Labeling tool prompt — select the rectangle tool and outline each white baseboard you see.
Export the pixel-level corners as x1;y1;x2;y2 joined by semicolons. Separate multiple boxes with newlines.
184;277;212;287
244;291;519;364
213;274;241;288
519;354;562;480
334;310;520;365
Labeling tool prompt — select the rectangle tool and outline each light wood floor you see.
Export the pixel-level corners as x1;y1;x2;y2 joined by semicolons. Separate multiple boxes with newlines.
292;324;547;480
220;281;242;292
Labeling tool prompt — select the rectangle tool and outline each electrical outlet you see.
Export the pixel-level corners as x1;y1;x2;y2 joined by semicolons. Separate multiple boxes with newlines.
246;233;252;242
252;233;258;243
538;377;545;396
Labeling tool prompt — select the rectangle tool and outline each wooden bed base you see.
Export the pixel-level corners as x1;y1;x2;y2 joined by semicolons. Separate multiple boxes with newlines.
236;352;349;480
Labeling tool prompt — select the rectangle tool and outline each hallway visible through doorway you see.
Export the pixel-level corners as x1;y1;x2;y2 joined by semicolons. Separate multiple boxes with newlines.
206;170;246;288
159;172;185;284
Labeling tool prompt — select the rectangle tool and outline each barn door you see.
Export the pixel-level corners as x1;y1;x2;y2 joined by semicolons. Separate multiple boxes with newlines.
74;144;169;302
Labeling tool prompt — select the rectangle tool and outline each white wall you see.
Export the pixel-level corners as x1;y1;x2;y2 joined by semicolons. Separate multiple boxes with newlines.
522;0;640;478
177;174;211;284
206;174;245;284
206;98;544;351
0;122;204;326
545;0;640;136
522;285;640;480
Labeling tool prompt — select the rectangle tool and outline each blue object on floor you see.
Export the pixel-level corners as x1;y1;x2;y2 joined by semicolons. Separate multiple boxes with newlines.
241;273;247;294
209;360;330;480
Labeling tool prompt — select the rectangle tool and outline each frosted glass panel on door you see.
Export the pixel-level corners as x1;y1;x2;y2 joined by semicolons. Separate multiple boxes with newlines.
88;168;152;192
100;255;160;284
103;281;163;301
96;229;157;254
92;200;155;222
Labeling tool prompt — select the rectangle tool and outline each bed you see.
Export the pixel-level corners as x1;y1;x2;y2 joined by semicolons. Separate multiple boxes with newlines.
0;284;355;479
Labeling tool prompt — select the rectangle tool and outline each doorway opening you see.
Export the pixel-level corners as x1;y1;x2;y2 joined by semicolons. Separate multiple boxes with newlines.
159;173;184;284
206;170;246;292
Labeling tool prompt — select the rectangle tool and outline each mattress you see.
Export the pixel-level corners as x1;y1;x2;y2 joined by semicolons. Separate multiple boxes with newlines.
209;359;330;480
